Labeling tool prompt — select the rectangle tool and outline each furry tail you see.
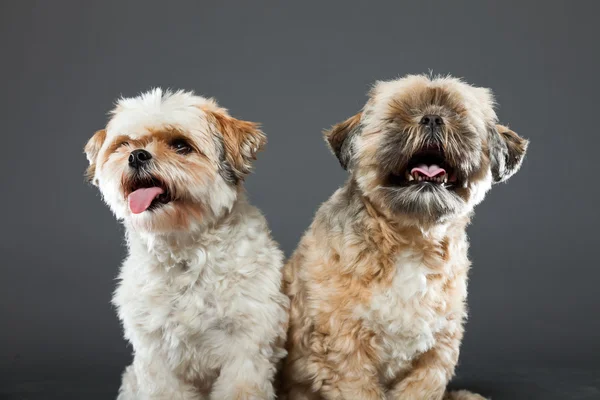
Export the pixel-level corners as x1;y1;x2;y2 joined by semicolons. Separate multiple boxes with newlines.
444;390;489;400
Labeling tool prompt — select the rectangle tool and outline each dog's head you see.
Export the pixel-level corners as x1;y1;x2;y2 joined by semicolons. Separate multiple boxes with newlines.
325;75;528;222
84;89;265;233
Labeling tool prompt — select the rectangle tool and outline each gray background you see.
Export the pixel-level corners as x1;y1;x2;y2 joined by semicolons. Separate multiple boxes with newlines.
1;1;598;399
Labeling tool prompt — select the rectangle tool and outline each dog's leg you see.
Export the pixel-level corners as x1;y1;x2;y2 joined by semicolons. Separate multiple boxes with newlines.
309;358;385;400
278;345;324;400
278;360;324;400
301;331;386;400
443;390;488;400
116;365;137;400
387;328;462;400
210;347;278;400
280;385;322;400
121;358;204;400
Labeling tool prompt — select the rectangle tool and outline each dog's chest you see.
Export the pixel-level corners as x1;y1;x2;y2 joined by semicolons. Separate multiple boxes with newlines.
360;250;450;364
116;254;246;361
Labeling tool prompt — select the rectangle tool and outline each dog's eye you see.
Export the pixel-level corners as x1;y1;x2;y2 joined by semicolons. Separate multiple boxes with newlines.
170;139;192;155
112;140;129;151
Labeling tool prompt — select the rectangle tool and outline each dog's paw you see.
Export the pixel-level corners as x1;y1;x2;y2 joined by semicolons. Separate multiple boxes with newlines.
444;390;489;400
210;385;274;400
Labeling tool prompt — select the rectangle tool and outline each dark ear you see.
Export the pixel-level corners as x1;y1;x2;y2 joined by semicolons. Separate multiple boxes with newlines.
324;112;362;170
207;110;266;182
489;124;529;183
84;129;107;185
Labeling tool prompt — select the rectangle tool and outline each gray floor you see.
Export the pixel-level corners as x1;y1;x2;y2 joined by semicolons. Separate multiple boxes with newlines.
2;365;598;400
447;367;600;399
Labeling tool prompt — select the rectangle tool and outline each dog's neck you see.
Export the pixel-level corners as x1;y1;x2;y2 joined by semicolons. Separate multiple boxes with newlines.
320;182;470;280
343;181;470;249
126;194;248;264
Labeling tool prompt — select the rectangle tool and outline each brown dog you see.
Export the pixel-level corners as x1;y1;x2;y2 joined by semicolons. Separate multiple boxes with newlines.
281;75;528;400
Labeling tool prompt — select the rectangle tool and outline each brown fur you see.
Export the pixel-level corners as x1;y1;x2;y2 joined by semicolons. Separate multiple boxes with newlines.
325;112;363;169
282;187;471;399
496;124;529;176
204;108;266;179
98;128;204;172
84;129;106;184
281;75;528;400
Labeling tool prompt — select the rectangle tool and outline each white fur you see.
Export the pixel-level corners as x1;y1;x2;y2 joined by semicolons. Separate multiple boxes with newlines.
98;89;235;227
357;225;468;384
88;89;288;399
114;199;288;400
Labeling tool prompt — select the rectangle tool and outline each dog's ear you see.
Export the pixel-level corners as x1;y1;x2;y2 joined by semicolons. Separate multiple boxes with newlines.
489;124;529;183
324;112;362;170
84;129;107;185
208;110;266;182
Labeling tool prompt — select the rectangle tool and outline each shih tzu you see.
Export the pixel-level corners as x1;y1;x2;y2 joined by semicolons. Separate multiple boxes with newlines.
84;89;288;400
281;75;528;400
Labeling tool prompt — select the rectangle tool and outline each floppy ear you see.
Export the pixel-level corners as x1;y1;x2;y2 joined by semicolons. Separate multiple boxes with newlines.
84;129;107;185
324;112;362;170
208;111;266;182
489;124;529;183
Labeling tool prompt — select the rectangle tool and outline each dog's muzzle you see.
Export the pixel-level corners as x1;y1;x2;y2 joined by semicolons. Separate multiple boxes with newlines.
129;149;153;169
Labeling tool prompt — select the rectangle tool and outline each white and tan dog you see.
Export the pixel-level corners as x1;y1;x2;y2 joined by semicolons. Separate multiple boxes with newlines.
281;75;528;400
84;89;288;400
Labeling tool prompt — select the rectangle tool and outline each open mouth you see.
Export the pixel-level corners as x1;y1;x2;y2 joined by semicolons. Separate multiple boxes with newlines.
386;146;461;189
125;176;172;214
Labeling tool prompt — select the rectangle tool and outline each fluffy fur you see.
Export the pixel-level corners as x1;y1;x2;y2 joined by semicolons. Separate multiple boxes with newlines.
281;75;528;400
84;89;288;399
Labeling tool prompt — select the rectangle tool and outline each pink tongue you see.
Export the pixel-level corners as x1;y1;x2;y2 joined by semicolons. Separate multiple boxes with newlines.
411;164;446;177
128;187;164;214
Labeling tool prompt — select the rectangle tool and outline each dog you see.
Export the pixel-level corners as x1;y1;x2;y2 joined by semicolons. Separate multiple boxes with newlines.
84;89;288;400
281;75;528;400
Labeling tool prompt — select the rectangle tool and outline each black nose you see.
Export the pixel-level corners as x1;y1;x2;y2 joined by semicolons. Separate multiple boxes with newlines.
420;114;444;128
128;149;152;168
